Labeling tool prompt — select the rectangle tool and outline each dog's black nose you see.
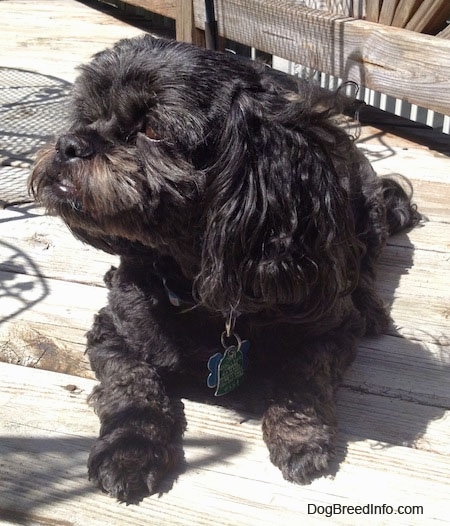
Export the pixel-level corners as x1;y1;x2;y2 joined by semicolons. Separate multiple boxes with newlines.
56;134;94;162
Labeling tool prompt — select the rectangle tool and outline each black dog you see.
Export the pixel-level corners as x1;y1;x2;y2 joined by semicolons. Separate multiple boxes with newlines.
30;35;419;502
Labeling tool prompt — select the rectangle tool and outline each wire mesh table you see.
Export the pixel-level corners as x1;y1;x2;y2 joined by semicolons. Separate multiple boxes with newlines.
0;67;71;205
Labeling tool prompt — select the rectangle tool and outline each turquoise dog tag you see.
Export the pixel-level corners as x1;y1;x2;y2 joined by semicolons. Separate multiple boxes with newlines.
207;337;249;396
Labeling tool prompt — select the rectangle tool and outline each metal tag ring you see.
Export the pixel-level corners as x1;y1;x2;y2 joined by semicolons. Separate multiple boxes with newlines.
220;330;242;350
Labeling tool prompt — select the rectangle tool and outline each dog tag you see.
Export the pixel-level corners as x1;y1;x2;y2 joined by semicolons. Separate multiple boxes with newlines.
215;345;244;396
207;338;249;396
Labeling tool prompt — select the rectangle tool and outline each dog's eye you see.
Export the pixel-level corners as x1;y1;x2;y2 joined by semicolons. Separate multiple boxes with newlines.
144;124;160;142
125;123;161;144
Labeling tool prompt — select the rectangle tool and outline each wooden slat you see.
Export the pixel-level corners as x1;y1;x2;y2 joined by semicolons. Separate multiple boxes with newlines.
0;269;106;376
352;334;450;408
338;389;450;454
110;0;205;44
377;248;450;300
0;206;118;286
378;0;400;26
0;362;449;525
405;0;450;34
175;0;204;45
176;0;194;41
191;0;450;116
0;0;145;82
360;143;450;183
384;295;450;340
391;0;422;28
117;0;177;18
366;0;381;23
437;24;450;39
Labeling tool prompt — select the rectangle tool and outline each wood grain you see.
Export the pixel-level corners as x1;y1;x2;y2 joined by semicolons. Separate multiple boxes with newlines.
405;0;450;33
378;0;400;25
117;0;176;18
391;0;423;28
366;0;382;22
0;0;144;82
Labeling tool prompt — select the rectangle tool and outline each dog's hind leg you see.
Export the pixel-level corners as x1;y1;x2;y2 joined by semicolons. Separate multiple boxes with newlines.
381;176;421;236
352;175;420;336
85;307;186;503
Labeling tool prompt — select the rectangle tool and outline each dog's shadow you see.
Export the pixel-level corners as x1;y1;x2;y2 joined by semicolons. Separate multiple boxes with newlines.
338;224;448;475
155;436;246;496
339;225;449;451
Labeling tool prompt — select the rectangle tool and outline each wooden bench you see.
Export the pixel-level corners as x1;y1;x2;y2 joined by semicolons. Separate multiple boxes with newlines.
118;0;450;116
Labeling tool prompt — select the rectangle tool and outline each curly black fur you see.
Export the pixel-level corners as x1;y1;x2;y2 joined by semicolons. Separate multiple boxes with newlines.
29;35;420;502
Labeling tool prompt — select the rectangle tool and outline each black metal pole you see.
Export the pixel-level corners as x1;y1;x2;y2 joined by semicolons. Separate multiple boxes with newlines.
204;0;219;51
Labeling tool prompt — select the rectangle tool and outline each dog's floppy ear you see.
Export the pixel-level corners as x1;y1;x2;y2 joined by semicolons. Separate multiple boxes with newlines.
195;82;363;317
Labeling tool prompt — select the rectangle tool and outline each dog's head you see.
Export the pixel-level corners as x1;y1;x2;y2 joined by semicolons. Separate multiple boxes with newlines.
30;35;363;317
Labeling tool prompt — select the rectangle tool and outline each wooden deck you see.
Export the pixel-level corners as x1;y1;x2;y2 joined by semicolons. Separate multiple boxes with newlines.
1;1;449;524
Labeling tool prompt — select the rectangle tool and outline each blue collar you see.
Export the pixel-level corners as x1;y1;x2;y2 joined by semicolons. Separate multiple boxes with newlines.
162;277;196;308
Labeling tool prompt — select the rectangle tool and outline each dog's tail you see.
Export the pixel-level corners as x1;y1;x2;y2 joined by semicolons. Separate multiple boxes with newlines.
381;176;421;236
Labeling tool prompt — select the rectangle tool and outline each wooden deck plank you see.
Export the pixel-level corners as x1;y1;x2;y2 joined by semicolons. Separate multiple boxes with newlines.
0;267;107;376
350;334;450;407
0;0;145;82
0;206;118;286
1;363;449;525
361;144;450;184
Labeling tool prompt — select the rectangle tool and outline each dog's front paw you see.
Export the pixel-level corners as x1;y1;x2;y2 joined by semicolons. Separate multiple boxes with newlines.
262;404;335;484
88;435;183;503
274;442;333;484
